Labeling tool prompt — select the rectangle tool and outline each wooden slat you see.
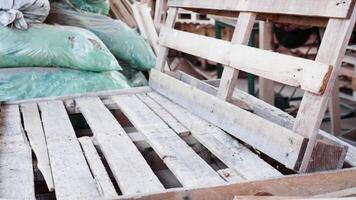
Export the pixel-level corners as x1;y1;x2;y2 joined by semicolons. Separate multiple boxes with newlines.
75;97;164;195
136;94;189;136
121;168;356;200
112;95;225;187
0;105;35;199
155;7;178;71
217;12;256;101
168;0;355;19
159;27;332;94
38;101;100;199
149;69;307;169
78;137;118;199
21;103;54;191
314;186;356;197
144;92;282;181
175;71;356;167
293;6;356;172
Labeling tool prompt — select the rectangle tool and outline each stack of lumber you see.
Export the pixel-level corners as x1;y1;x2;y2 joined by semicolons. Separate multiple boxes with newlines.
110;0;137;28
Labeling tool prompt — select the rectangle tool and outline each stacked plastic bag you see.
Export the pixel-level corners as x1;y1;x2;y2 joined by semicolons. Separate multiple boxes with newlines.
0;0;154;101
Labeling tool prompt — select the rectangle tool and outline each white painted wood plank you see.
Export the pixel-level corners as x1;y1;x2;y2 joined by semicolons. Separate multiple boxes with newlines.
159;27;332;94
75;97;164;195
112;95;225;187
136;94;189;135
21;103;54;191
168;0;355;18
0;105;35;199
78;137;118;199
38;101;100;199
145;92;282;181
149;69;306;169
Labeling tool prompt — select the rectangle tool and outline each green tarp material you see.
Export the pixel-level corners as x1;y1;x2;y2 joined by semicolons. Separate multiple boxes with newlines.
47;2;156;71
0;68;131;101
0;23;122;72
68;0;110;15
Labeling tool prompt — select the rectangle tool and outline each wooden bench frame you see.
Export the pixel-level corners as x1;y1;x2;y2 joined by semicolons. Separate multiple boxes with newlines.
153;0;356;172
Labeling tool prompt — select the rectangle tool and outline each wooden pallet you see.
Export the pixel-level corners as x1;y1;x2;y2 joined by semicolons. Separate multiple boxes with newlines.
1;0;356;199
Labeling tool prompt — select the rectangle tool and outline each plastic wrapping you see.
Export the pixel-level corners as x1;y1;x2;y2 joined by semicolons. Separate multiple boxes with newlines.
68;0;110;15
47;3;156;71
0;0;50;29
0;23;122;72
0;68;131;101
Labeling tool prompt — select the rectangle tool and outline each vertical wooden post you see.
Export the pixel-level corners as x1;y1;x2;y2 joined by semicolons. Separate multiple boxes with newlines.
155;8;178;72
217;12;257;101
329;80;342;136
259;21;275;105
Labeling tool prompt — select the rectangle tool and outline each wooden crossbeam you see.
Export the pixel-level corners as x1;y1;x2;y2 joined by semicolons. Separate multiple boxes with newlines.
168;0;355;19
159;27;332;94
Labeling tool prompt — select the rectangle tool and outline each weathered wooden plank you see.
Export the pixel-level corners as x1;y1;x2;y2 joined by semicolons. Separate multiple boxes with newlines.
75;97;164;195
5;85;151;105
112;95;225;187
156;7;178;71
21;103;54;192
137;94;189;135
217;12;256;101
176;71;356;167
159;27;332;94
0;105;35;199
313;186;356;197
293;6;356;172
38;101;100;199
78;137;118;199
168;0;355;19
120;168;356;200
149;69;307;169
145;92;282;181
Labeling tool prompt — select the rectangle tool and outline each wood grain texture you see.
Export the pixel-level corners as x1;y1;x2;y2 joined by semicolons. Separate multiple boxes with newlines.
39;101;100;199
113;94;225;187
0;105;35;199
75;97;164;195
168;0;355;18
159;27;332;94
149;69;307;169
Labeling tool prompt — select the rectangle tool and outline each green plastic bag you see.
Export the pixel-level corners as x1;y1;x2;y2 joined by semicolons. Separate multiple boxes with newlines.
0;23;121;72
0;68;131;101
47;3;156;71
68;0;110;15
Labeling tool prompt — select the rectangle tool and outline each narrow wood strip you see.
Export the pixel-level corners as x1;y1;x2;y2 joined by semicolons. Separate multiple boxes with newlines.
159;27;332;94
217;12;256;100
168;0;355;19
120;168;356;200
113;94;224;187
21;103;54;191
38;101;100;199
78;137;118;199
136;94;189;135
149;69;307;169
155;7;178;71
0;105;35;199
313;186;356;197
145;92;282;181
75;97;164;195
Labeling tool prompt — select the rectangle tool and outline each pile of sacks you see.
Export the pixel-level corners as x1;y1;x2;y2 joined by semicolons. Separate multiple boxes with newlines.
0;0;155;101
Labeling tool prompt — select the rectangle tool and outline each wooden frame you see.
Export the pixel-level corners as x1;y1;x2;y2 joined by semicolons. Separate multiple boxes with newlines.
1;1;356;199
154;0;356;172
